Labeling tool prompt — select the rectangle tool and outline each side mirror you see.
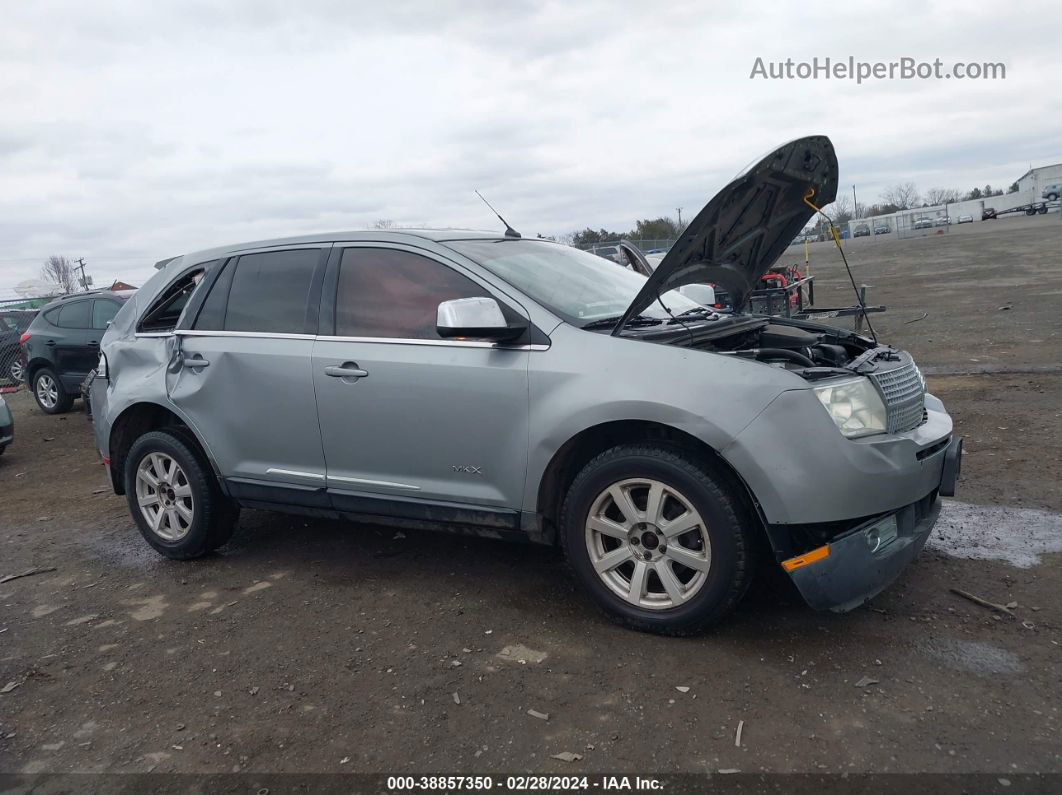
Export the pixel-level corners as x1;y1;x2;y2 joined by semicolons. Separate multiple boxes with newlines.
437;297;526;342
679;283;716;306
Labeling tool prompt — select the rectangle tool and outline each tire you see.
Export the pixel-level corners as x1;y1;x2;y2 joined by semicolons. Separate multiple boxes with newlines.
1047;193;1058;201
560;444;755;635
124;430;239;559
9;358;24;384
32;367;74;414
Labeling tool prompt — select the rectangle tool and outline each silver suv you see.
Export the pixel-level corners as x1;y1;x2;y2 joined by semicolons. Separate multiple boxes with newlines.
90;137;961;634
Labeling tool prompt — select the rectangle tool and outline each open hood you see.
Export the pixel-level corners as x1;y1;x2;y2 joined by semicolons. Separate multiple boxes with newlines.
613;135;837;334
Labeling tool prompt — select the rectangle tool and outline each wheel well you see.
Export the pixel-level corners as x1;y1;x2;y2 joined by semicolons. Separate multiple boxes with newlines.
24;357;54;385
536;420;765;542
108;403;205;495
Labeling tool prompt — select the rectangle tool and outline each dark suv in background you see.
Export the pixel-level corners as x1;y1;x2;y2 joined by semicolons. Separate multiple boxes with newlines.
1;309;36;385
22;290;133;414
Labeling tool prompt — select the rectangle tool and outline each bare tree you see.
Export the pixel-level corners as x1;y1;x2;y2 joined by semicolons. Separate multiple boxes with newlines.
881;182;920;210
823;195;853;225
372;219;395;229
41;255;77;294
924;187;962;206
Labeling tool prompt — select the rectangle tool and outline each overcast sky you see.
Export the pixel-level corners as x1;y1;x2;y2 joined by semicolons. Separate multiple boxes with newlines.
2;0;1060;293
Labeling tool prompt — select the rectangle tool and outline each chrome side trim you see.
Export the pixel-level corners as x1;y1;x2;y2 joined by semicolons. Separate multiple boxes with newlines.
155;329;547;349
265;467;326;480
326;474;421;491
178;330;317;340
318;335;549;351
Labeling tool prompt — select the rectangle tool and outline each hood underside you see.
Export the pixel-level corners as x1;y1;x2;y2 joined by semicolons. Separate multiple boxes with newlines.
614;135;838;333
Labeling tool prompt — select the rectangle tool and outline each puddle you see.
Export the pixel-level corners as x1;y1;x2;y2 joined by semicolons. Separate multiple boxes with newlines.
927;501;1062;568
917;637;1024;675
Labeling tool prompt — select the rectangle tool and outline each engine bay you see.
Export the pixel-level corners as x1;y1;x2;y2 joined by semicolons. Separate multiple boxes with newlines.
684;316;898;381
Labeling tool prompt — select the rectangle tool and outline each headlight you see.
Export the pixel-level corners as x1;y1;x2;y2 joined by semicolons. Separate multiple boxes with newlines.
813;377;887;438
96;352;108;379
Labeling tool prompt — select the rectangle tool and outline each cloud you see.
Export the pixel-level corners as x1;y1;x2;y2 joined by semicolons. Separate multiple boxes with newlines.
1;0;1060;290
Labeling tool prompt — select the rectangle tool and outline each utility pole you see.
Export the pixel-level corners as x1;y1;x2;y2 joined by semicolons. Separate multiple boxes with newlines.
676;207;683;229
73;258;90;291
852;185;859;218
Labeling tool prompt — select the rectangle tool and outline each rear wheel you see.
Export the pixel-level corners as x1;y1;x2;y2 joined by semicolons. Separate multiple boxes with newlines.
32;368;74;414
124;430;239;559
9;358;24;384
561;444;755;635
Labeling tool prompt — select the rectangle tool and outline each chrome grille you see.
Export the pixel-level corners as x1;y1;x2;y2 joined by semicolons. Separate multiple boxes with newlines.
870;361;925;434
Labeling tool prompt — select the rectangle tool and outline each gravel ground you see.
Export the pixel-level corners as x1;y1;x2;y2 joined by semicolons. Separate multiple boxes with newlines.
1;213;1060;777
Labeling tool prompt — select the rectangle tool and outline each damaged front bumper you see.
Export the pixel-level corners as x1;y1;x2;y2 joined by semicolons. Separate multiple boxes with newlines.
781;435;961;611
784;492;939;611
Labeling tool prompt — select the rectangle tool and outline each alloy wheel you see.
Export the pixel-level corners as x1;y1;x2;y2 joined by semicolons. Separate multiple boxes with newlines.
135;452;195;541
9;359;24;384
584;477;712;610
36;373;58;409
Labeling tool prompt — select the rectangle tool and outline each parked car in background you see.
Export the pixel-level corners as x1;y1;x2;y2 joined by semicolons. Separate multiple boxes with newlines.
873;225;890;235
1043;183;1061;201
957;214;974;224
933;216;950;227
913;218;933;229
589;245;620;262
1;309;36;384
982;208;997;220
90;135;960;635
0;393;12;456
22;290;133;414
853;224;871;238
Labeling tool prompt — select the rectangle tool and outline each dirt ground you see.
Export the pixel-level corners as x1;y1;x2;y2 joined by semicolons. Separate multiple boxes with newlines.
1;214;1061;778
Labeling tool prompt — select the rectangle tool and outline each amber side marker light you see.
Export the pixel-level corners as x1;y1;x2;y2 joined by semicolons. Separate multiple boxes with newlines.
781;545;831;573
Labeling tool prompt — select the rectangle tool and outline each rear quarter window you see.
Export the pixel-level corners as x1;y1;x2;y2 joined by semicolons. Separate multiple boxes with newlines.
138;263;217;333
56;300;92;328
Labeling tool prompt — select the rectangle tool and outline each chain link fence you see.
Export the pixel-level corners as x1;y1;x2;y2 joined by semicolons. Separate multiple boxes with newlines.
895;211;952;240
0;307;38;392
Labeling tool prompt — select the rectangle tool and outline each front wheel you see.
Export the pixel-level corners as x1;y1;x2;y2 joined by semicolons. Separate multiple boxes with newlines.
560;445;755;635
124;430;239;559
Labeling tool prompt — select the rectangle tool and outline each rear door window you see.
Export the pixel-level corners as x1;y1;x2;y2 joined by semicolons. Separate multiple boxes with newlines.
216;249;320;334
56;300;91;328
334;248;488;339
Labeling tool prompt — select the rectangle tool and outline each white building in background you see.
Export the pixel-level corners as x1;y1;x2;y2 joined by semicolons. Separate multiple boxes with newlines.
846;162;1061;236
1016;162;1062;197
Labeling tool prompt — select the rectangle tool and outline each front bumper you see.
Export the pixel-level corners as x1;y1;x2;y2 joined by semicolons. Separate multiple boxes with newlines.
785;490;941;612
781;435;961;611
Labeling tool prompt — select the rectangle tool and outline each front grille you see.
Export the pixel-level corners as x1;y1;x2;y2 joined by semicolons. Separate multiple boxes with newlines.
869;360;925;434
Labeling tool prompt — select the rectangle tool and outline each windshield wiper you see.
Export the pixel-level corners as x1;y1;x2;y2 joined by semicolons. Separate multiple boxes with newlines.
582;314;663;330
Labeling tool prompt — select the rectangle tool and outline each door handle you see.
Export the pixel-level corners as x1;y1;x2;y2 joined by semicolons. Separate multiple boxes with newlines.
181;355;210;369
325;363;368;381
45;340;56;347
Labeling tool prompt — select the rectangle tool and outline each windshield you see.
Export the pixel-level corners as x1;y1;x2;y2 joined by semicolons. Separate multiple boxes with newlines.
446;239;701;326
